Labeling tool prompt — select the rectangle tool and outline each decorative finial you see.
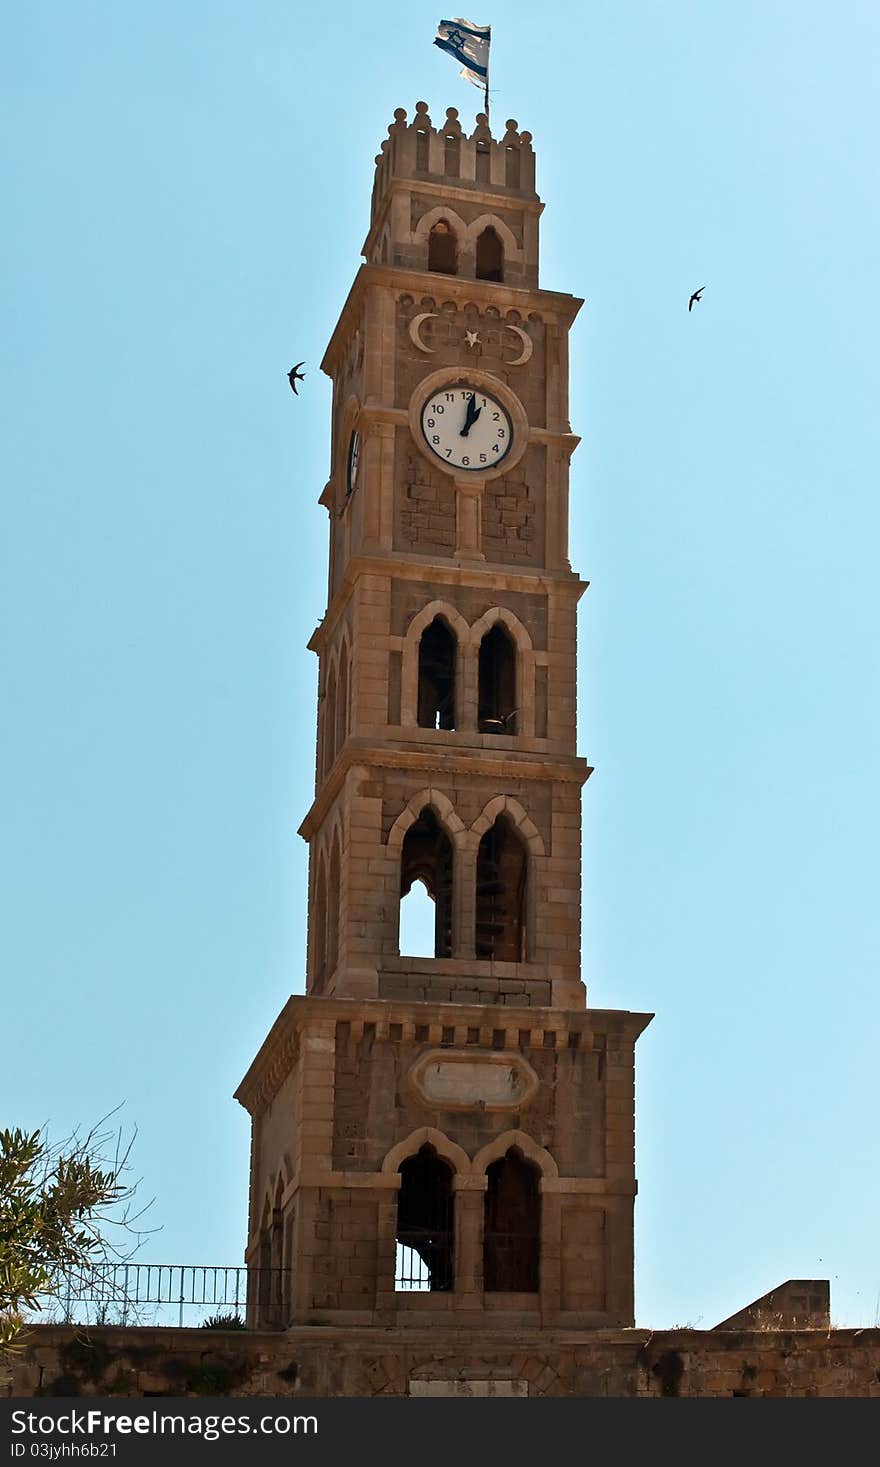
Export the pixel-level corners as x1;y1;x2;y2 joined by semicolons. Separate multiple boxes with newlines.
415;100;430;114
475;112;489;127
505;119;518;132
393;107;407;121
446;106;459;120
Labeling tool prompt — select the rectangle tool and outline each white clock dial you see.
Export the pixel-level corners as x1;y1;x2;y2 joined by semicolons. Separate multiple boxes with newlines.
346;429;360;495
420;385;513;472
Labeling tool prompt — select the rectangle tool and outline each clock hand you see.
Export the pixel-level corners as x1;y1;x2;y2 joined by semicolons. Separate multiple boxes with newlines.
460;394;482;437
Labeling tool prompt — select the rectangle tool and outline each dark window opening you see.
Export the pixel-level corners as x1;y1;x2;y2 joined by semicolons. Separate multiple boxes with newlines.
476;225;504;282
396;1144;454;1291
478;623;517;733
475;815;527;962
475;141;490;183
428;219;458;275
327;838;340;979
417;616;456;729
400;807;453;958
336;645;349;752
483;1147;540;1292
505;145;520;189
415;129;429;172
313;862;328;991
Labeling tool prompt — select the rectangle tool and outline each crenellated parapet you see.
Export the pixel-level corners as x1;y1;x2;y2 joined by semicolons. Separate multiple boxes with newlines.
365;103;542;288
371;102;537;222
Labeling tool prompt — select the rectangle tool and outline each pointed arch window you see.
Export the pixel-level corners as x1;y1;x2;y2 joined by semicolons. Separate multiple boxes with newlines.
478;622;517;733
476;225;504;282
323;662;338;777
396;1144;454;1291
327;836;340;981
312;859;328;992
400;807;454;958
336;643;349;753
483;1147;540;1292
475;814;527;962
428;219;458;275
417;616;456;729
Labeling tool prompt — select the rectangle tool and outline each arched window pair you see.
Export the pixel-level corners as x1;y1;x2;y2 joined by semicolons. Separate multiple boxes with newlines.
399;809;527;963
417;615;517;735
321;642;350;779
312;833;340;992
428;220;504;282
395;1143;540;1294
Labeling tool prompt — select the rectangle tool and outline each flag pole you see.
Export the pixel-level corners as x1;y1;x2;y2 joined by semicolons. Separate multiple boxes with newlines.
484;26;491;120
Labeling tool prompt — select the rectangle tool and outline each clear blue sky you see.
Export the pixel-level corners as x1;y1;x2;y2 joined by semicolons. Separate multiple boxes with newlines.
2;0;878;1329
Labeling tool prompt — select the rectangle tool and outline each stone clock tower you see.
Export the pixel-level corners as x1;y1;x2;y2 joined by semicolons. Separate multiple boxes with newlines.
236;102;652;1334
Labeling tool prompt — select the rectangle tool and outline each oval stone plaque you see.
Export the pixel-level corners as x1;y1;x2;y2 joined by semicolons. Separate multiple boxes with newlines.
408;1049;539;1111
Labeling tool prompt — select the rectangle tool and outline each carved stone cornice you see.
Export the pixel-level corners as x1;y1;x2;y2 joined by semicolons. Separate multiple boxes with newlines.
235;994;653;1119
321;264;583;375
298;742;592;841
307;555;588;654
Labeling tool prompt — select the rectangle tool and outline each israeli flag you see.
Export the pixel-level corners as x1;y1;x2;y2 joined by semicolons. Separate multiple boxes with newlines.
434;18;491;91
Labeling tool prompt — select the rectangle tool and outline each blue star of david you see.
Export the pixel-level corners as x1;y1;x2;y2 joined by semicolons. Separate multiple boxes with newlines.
447;28;465;47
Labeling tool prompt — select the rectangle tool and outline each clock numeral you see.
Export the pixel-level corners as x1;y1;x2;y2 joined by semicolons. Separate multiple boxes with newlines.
462;455;470;466
431;403;445;414
426;418;435;428
492;412;500;421
481;397;487;407
479;453;487;463
432;435;440;444
445;392;455;402
492;443;499;453
497;429;506;438
445;449;452;458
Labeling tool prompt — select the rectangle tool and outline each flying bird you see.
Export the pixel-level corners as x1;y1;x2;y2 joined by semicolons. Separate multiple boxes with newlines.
688;287;705;313
287;362;306;394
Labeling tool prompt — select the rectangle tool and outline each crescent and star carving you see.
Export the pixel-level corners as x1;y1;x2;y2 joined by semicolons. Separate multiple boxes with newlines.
503;323;533;367
409;313;533;366
409;312;438;352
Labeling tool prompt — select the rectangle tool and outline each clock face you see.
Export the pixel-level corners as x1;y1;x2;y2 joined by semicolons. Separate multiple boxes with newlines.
346;430;360;495
420;385;513;472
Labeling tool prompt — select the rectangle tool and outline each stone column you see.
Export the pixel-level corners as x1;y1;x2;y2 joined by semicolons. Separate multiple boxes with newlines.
453;1177;488;1313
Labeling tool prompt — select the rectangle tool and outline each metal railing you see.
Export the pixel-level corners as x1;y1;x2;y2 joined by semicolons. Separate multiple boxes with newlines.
38;1264;292;1330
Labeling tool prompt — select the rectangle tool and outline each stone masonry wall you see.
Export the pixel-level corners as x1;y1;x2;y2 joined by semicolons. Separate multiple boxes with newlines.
11;1324;880;1399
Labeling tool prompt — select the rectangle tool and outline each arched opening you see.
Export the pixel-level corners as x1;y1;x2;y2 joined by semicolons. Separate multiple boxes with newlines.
475;815;527;962
398;877;436;959
312;858;328;992
428;219;458;275
336;643;349;753
396;1143;454;1291
478;622;517;733
483;1147;540;1292
257;1202;272;1315
475;225;504;282
400;807;453;958
268;1180;284;1326
322;662;338;777
417;616;456;729
326;835;340;981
